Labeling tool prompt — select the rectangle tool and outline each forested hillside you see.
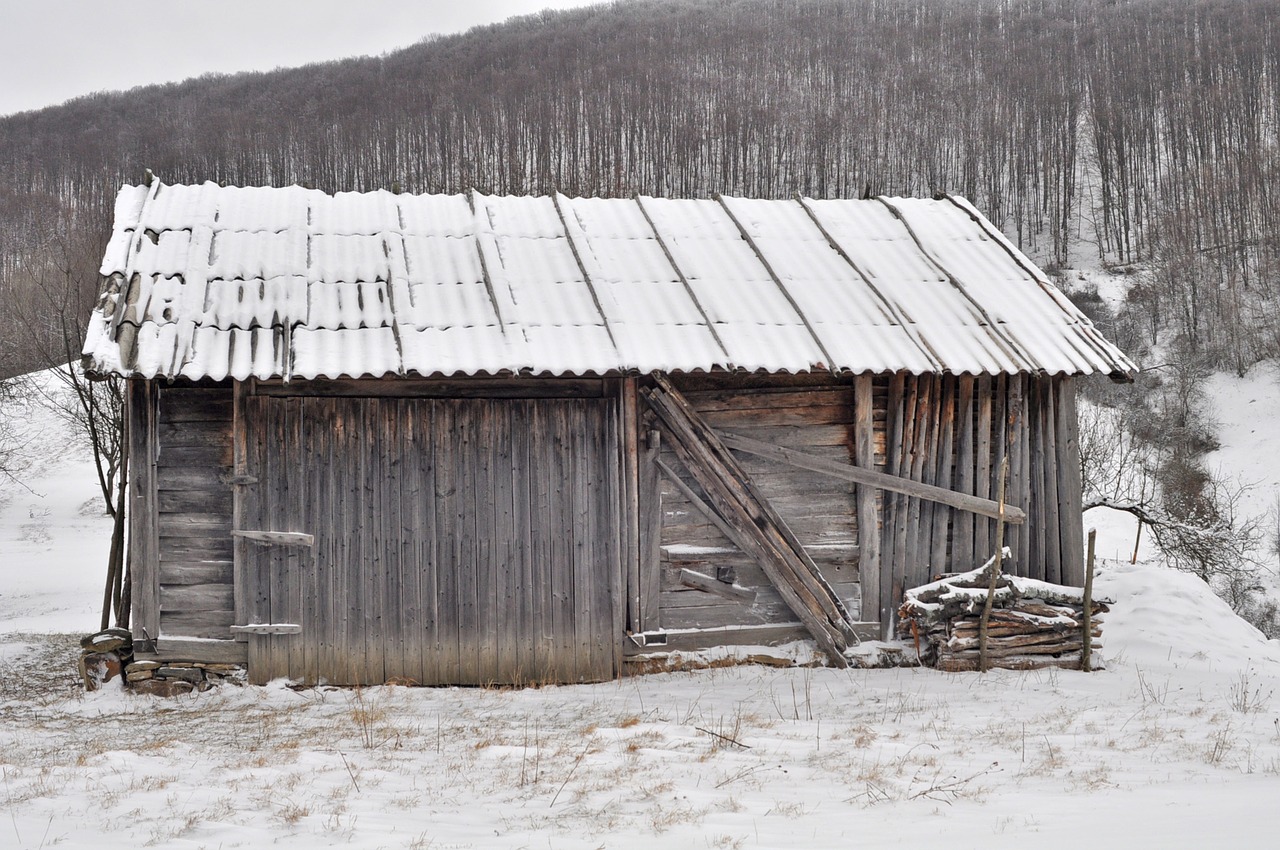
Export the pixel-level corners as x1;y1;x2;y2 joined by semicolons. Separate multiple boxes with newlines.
1;0;1277;376
1;0;1278;631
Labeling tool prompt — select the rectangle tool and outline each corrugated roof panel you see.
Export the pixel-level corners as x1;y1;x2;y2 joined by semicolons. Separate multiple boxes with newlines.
291;327;401;379
400;235;484;286
399;325;512;376
214;185;311;231
306;281;393;330
713;322;829;372
399;280;500;329
475;193;563;239
609;323;731;373
639;198;815;331
139;183;218;231
559;195;726;370
307;233;389;283
309;190;400;235
209;230;307;281
397;194;475;238
201;276;308;331
129;229;193;279
520;324;618;375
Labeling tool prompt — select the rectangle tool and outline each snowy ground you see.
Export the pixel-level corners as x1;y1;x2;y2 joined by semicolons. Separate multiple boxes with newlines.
2;369;1279;849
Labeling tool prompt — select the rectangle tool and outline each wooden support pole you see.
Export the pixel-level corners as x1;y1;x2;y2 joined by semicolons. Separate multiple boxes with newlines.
979;455;1010;673
1082;527;1097;673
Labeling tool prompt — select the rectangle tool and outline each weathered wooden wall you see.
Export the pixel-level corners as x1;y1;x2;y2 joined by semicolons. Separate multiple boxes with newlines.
646;374;861;648
144;383;236;641
876;373;1083;629
130;370;1085;675
239;392;621;686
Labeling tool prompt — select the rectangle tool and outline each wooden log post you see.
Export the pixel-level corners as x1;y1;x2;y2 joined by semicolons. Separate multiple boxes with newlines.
978;455;1010;673
1083;527;1097;673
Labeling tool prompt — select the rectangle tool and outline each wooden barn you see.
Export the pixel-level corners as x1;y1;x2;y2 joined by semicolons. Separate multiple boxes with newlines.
82;181;1134;685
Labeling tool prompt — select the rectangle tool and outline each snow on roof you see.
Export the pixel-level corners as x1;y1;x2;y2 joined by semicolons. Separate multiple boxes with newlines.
82;181;1135;381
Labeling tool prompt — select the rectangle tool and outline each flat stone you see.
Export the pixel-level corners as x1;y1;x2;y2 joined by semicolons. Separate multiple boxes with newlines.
81;636;129;653
80;628;131;650
157;667;204;683
131;679;195;697
126;670;154;682
199;664;243;675
126;661;163;673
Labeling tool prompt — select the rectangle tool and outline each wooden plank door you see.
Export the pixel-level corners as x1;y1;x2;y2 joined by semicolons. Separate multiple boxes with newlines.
237;394;621;686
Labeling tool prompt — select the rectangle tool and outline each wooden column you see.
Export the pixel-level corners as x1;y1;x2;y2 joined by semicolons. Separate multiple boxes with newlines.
853;374;882;629
1056;377;1086;585
127;379;160;649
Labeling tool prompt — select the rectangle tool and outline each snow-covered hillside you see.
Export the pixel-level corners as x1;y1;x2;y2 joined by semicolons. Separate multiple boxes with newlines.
1;368;1277;849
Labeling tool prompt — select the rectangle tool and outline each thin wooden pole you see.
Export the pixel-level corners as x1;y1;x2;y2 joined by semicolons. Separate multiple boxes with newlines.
978;455;1010;673
1083;528;1097;673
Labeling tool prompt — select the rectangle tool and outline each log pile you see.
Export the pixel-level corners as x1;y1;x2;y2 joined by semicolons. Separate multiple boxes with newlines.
898;550;1110;672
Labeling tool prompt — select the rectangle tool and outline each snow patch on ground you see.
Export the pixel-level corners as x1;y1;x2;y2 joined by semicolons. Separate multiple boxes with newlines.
2;368;1280;848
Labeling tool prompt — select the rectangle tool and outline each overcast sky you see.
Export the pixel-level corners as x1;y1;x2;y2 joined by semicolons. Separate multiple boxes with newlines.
0;0;601;118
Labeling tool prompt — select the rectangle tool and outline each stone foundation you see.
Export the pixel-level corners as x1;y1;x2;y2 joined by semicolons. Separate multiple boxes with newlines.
80;629;245;694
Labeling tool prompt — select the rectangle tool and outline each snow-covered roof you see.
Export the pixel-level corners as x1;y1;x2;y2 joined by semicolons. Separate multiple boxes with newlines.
82;181;1135;381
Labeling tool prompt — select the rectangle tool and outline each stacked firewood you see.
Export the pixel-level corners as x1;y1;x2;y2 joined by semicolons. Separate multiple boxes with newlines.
898;550;1109;672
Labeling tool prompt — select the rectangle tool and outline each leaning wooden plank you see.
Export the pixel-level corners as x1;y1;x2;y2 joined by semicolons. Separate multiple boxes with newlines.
718;432;1026;524
645;380;853;664
231;530;315;546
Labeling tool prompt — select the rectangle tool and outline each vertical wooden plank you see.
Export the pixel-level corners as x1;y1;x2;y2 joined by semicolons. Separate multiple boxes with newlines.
128;380;161;648
302;398;326;684
620;378;642;633
639;425;662;630
231;381;251;645
493;401;519;682
551;402;576;681
380;399;405;683
954;375;976;571
930;377;955;575
904;376;932;590
529;401;555;680
322;398;342;685
509;399;534;683
1057;377;1086;585
439;400;467;684
975;374;994;557
414;399;439;685
882;372;907;624
284;397;307;681
470;401;495;683
342;397;365;685
571;401;594;680
1007;375;1030;575
605;396;625;679
1041;376;1062;585
989;375;1009;559
578;400;600;679
854;374;882;629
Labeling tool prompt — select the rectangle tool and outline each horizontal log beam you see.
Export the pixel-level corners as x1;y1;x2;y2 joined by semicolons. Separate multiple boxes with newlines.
231;530;314;546
719;431;1026;524
679;568;758;602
